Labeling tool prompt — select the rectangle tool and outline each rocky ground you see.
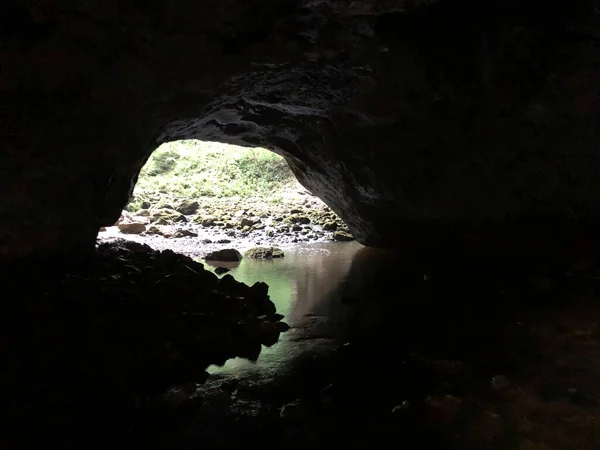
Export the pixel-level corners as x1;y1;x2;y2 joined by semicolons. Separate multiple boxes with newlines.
98;191;355;258
155;252;600;450
9;192;600;450
0;240;290;450
4;238;600;449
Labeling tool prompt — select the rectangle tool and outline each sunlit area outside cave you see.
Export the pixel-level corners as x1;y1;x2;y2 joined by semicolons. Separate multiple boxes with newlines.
97;140;355;259
95;139;360;377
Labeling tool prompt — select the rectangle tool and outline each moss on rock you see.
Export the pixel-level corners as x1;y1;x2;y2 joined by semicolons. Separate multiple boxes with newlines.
244;247;285;259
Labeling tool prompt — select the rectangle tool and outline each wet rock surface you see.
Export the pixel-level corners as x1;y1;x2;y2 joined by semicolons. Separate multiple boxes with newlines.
0;240;288;449
4;0;600;259
98;194;353;258
151;251;600;450
204;248;243;262
117;222;147;234
245;247;285;259
3;242;600;449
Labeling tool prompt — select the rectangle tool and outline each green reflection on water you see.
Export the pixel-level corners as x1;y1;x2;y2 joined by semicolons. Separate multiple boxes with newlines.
195;242;363;376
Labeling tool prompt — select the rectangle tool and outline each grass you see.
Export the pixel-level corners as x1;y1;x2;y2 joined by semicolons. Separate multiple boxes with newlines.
127;140;301;212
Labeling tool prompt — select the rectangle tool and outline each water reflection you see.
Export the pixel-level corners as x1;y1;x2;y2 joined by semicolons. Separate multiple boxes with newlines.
199;242;553;380
188;244;600;450
198;241;364;377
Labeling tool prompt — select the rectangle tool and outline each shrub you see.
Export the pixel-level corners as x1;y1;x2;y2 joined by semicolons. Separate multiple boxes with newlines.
127;140;300;211
145;148;180;176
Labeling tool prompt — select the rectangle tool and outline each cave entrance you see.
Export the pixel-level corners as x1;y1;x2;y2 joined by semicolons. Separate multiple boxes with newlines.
97;140;349;257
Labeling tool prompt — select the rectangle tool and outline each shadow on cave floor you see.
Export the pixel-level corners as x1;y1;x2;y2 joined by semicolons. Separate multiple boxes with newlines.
4;241;600;450
149;247;600;450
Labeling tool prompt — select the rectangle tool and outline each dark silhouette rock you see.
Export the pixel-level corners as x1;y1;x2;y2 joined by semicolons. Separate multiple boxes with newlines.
215;266;231;275
204;248;243;262
0;240;289;444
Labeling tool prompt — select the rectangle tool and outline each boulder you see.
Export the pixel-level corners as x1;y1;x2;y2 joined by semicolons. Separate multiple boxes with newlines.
173;229;198;238
114;210;134;226
193;215;216;227
323;221;338;231
204;249;243;262
151;209;187;225
290;215;311;225
333;231;354;242
245;247;285;259
240;216;261;227
146;226;163;235
176;200;200;215
118;223;146;234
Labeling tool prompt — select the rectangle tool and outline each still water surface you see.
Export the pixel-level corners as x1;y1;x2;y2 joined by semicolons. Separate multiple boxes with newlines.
197;241;365;377
174;235;600;450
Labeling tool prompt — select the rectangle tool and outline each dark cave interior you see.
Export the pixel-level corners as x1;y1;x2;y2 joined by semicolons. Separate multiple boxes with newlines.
2;0;600;448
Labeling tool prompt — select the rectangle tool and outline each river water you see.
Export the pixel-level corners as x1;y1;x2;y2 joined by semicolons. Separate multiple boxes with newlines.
198;241;365;378
158;240;600;450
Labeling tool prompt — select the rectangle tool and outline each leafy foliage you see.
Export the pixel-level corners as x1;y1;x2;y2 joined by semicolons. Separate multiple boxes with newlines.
128;140;299;211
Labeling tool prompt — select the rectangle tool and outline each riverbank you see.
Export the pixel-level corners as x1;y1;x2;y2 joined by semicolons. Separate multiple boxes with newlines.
98;191;355;258
98;140;355;257
131;248;600;450
1;239;290;449
5;238;600;449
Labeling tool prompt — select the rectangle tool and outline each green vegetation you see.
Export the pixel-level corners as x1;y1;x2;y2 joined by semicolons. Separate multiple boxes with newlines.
128;140;299;212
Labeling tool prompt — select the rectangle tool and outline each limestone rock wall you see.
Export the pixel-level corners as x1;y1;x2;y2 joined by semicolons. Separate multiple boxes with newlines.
2;0;600;258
